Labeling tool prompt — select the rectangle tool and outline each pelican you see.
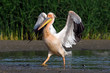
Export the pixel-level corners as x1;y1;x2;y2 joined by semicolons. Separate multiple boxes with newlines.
34;11;84;67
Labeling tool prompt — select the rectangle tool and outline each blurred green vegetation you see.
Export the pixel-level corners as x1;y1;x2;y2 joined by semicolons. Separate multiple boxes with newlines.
0;0;110;40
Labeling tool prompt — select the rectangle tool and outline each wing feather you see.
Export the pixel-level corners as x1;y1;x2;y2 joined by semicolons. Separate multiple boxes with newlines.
55;11;84;48
34;12;47;30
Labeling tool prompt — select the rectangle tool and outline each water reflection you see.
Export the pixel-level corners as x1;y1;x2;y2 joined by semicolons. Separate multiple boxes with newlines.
0;50;110;70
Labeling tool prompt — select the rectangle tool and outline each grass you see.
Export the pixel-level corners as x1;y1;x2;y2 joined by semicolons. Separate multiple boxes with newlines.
0;0;110;40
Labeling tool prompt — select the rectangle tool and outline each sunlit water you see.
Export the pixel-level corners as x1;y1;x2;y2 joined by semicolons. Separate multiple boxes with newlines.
0;50;110;70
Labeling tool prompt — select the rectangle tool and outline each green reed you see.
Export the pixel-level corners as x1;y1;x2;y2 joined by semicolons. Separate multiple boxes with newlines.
0;0;110;40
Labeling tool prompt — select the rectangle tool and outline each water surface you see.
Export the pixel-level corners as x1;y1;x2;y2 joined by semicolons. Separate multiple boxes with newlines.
0;50;110;70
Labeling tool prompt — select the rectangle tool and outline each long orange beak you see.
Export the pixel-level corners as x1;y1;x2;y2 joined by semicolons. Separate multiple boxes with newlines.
38;18;52;30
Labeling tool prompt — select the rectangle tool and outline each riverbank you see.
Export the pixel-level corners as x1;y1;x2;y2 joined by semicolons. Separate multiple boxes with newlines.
0;40;110;52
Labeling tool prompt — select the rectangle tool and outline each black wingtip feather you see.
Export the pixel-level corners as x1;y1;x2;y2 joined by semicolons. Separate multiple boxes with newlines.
73;22;84;42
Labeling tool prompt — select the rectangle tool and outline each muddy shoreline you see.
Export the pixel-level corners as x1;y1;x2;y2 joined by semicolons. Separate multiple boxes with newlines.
0;65;109;73
0;40;110;52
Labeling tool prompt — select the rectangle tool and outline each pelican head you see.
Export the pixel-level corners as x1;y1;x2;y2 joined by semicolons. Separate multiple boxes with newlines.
38;12;55;30
47;12;56;18
34;12;47;31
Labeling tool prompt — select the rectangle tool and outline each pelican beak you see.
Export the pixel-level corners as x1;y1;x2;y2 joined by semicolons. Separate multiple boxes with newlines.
38;18;52;30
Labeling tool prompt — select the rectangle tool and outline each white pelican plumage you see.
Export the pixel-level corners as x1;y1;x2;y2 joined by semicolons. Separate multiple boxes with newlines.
34;11;84;67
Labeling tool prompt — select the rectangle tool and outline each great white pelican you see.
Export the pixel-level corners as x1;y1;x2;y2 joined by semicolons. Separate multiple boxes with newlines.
34;11;84;67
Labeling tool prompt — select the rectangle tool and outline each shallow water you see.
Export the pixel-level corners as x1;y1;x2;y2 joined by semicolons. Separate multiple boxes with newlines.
0;50;110;70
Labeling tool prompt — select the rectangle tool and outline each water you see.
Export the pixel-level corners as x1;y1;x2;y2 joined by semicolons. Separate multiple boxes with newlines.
0;50;110;70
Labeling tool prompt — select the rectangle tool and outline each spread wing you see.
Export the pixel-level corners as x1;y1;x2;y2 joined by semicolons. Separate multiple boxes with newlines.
55;11;84;48
34;12;47;31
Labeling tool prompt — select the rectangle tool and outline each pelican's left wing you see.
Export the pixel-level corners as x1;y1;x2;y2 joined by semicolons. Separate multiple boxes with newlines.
55;11;84;48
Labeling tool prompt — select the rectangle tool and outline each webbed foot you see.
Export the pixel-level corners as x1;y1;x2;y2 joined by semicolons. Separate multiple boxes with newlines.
41;63;48;66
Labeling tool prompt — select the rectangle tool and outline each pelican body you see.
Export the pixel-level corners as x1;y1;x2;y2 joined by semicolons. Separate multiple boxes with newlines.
34;11;84;67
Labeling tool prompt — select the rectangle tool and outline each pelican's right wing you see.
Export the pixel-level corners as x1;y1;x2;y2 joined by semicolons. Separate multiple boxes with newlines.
34;12;47;30
55;11;84;48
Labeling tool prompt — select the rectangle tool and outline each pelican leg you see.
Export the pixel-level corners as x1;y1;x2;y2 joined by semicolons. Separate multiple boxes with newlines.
41;52;52;66
63;57;65;67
